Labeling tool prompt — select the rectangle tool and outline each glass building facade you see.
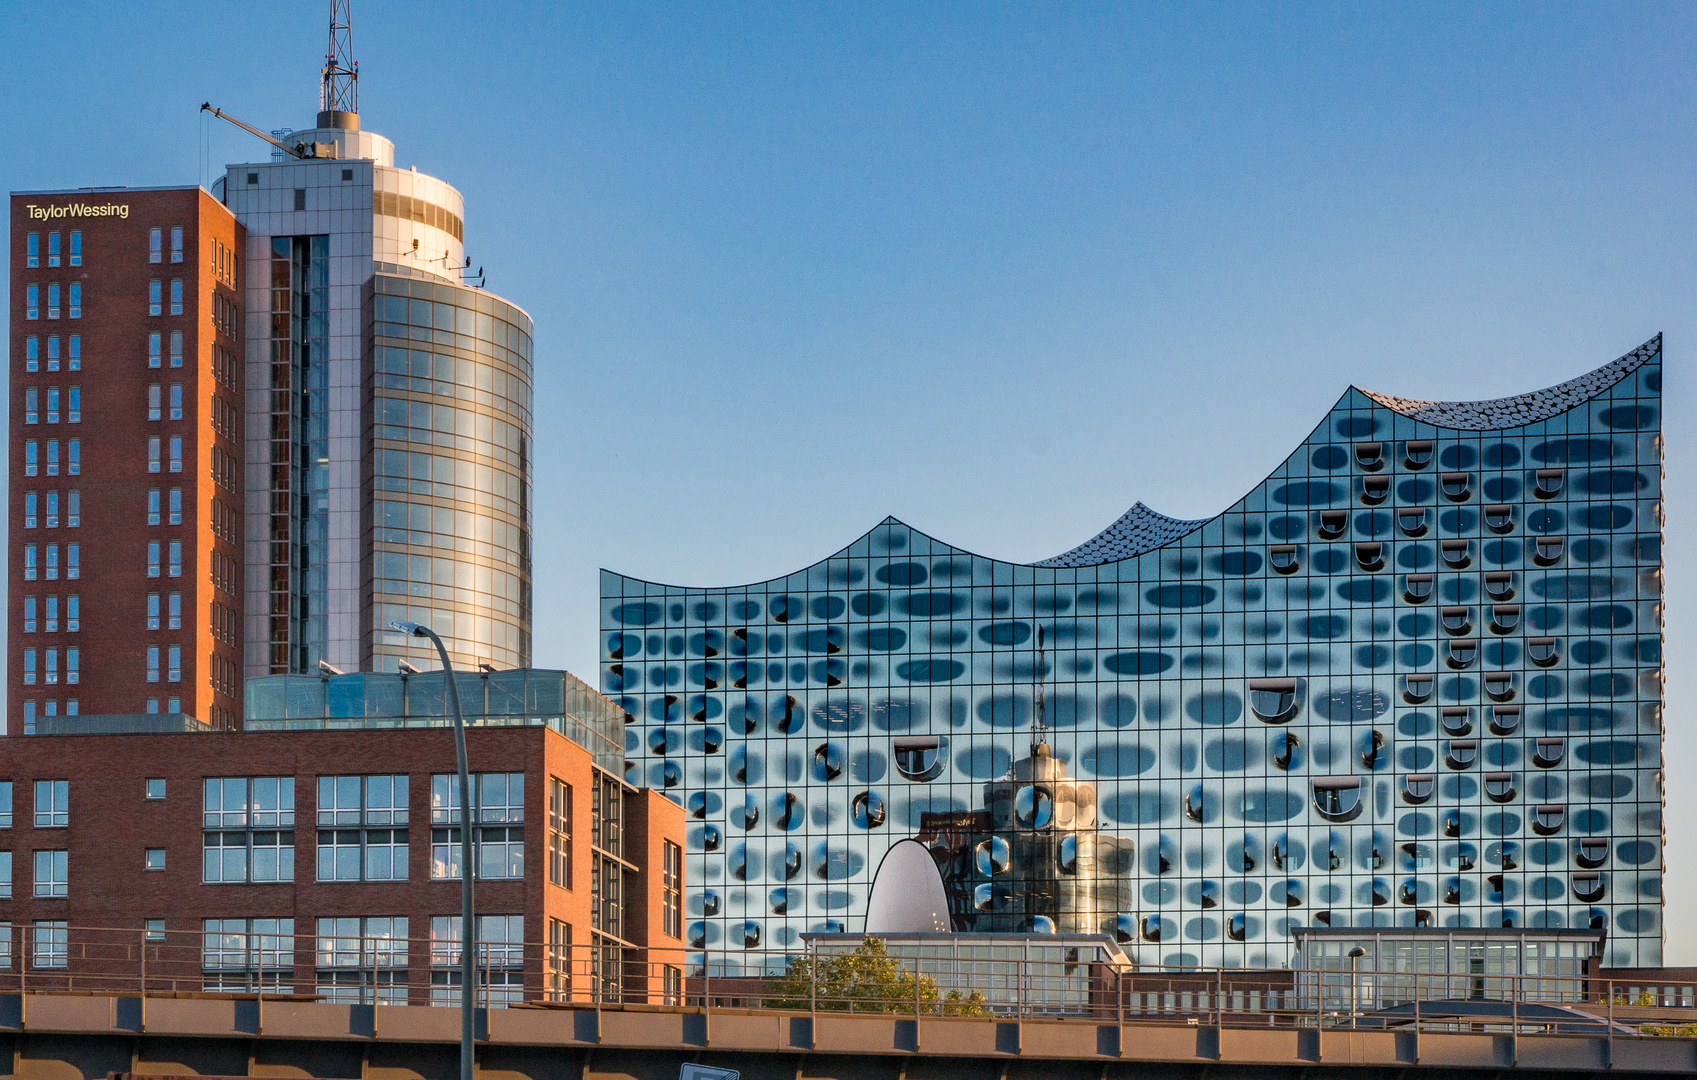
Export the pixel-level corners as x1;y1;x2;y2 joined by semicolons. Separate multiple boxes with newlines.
601;338;1665;969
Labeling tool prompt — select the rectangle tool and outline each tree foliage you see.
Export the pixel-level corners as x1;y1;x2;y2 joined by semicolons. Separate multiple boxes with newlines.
765;937;990;1016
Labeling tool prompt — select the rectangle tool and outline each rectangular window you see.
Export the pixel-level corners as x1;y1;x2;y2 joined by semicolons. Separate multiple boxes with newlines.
45;335;58;371
65;648;77;685
45;648;57;685
46;440;59;476
168;540;182;577
45;544;57;580
149;279;161;316
150;227;163;263
45;387;59;423
202;777;296;883
66;595;78;632
27;232;39;267
148;489;161;525
167;645;181;682
66;491;78;528
148;384;161;420
24;387;37;424
32;921;68;969
148;541;161;578
68;231;80;266
316;775;410;882
22;703;35;734
147;593;160;630
170;226;184;263
24;545;36;581
168;592;181;630
431;915;525;1008
44;596;57;633
66;439;78;476
34;781;68;827
663;839;682;939
145;919;165;941
47;231;60;267
148;436;161;472
169;488;182;524
146;779;166;800
24;492;36;529
149;332;162;368
431;772;525;880
26;336;38;372
44;491;57;529
0;851;10;900
46;283;60;319
548;778;572;889
23;597;36;634
169;331;182;368
33;851;67;898
66;543;77;580
26;283;39;320
145;849;166;871
68;283;80;319
548;918;571;1001
146;645;159;682
68;334;79;370
316;917;409;1004
170;279;183;315
169;436;182;472
25;441;37;477
170;384;183;420
67;386;78;423
202;918;294;994
0;783;11;827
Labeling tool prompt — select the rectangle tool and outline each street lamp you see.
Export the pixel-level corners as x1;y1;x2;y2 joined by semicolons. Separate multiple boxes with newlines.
1347;945;1367;1029
389;619;475;1080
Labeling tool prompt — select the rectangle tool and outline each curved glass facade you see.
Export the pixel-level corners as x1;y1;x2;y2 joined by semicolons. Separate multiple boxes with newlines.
364;270;533;671
601;338;1665;970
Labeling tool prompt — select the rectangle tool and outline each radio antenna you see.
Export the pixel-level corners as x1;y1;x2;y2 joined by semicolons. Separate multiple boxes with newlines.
319;0;359;120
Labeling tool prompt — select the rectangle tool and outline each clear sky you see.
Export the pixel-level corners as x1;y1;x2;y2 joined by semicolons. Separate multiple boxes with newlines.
5;2;1695;962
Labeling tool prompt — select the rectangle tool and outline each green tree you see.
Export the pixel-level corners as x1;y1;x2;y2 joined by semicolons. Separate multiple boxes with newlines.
765;937;990;1016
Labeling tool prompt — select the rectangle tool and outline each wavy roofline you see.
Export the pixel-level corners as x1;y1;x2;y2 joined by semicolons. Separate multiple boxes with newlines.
603;335;1661;588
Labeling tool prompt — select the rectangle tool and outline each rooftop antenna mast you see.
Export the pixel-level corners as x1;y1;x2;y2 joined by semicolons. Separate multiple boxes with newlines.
318;0;359;127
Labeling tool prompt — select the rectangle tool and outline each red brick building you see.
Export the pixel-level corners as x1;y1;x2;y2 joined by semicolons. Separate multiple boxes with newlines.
0;670;685;1005
10;188;245;732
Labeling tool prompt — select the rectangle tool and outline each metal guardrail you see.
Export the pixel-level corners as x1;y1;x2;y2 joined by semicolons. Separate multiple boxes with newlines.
0;924;1693;1040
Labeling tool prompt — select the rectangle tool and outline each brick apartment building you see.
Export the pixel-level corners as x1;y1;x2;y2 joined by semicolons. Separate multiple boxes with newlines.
10;188;246;732
0;669;685;1004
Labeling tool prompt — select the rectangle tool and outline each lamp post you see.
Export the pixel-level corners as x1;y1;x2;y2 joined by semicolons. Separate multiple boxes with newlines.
389;619;475;1080
1346;945;1367;1029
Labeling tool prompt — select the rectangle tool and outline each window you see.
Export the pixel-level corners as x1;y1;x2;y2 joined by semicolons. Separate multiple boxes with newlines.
27;232;39;267
34;780;67;828
66;387;78;423
202;777;295;883
67;334;79;370
43;597;56;633
202;918;294;994
66;595;78;632
68;231;80;266
148;595;160;630
149;332;162;368
24;650;37;685
169;488;182;525
145;849;166;871
169;436;182;472
168;540;182;577
1445;739;1479;770
168;593;181;630
149;227;163;263
146;778;166;800
65;491;78;528
169;384;183;420
548;778;571;889
170;331;182;367
167;645;181;682
0;852;9;899
26;283;39;320
47;282;60;319
1484;772;1516;803
148;436;161;472
24;388;37;424
21;703;34;735
170;226;184;263
68;283;80;319
294;188;307;211
431;772;524;880
32;921;67;969
44;231;61;267
148;384;161;420
145;919;165;942
1312;778;1363;821
1532;805;1566;835
65;543;77;580
1248;678;1298;722
548;918;571;1001
0;783;11;827
24;493;37;529
24;441;37;477
148;541;161;578
23;597;36;634
893;734;946;780
24;545;36;581
64;440;77;476
663;840;682;939
148;490;161;525
46;387;59;423
431;915;524;1008
316;917;409;1004
34;851;67;898
45;648;57;684
170;279;183;315
1403;774;1435;804
44;335;58;370
149;279;161;316
26;336;38;372
316;775;410;882
45;491;58;529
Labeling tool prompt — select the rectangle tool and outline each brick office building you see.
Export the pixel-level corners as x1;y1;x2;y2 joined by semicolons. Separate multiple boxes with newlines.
0;669;686;1004
10;188;246;732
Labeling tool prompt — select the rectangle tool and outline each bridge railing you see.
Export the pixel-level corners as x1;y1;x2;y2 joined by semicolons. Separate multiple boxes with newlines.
0;923;1691;1037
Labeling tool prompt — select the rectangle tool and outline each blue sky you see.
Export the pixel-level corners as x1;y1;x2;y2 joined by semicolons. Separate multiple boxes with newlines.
5;2;1695;961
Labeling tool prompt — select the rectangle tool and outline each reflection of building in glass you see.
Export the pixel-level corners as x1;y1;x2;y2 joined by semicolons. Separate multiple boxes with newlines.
604;338;1665;969
1294;926;1600;1008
